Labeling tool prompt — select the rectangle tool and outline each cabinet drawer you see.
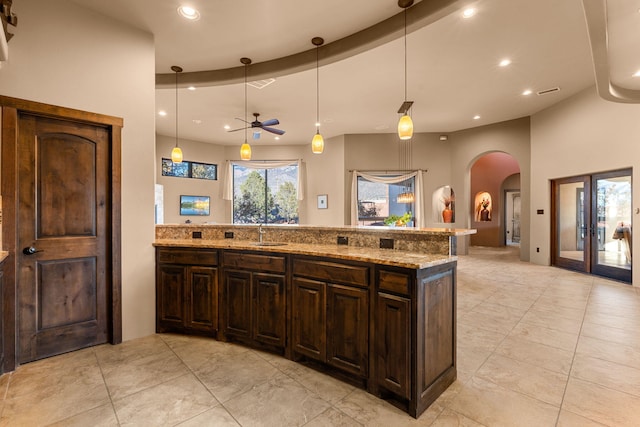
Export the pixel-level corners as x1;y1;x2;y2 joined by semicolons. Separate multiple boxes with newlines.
378;269;411;296
223;252;286;274
293;258;369;287
158;249;218;266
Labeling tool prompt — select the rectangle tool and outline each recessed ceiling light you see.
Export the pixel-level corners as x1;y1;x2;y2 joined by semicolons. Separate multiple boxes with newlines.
473;115;481;120
275;136;280;140
462;8;476;18
223;125;231;130
158;111;167;116
499;59;511;67
177;5;200;20
192;119;202;124
187;86;196;91
522;89;533;96
633;70;640;77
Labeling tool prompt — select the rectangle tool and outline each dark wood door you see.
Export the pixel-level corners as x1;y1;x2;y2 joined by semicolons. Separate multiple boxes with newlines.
252;273;286;348
224;270;252;339
186;267;218;332
17;114;110;363
292;277;326;361
376;292;411;399
156;264;187;331
327;284;368;377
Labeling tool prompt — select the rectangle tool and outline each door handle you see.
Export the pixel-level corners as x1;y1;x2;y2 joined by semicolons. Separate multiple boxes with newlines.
22;246;43;255
590;224;595;237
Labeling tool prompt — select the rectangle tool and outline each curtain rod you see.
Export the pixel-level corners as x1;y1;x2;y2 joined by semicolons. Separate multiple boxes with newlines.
231;159;300;163
347;169;427;173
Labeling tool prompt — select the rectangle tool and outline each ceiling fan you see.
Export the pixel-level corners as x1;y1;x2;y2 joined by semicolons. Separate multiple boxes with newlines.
228;113;285;139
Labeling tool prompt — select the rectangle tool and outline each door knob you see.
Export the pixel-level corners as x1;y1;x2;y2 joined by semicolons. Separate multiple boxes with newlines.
22;246;42;255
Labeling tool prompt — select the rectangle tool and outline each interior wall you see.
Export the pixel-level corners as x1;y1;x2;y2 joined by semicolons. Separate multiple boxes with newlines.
469;152;520;247
502;173;521;244
304;135;345;226
156;134;225;225
449;117;531;260
0;0;157;340
530;85;640;287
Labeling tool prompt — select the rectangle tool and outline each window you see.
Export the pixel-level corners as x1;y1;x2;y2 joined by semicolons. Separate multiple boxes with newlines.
232;163;299;224
162;158;217;180
357;175;415;226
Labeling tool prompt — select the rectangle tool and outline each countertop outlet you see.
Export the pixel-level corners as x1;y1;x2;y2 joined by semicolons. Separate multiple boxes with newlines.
337;236;348;245
224;231;234;239
380;238;394;249
192;231;202;239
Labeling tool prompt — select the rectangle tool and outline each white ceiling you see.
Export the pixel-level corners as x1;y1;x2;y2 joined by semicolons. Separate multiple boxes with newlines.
70;0;640;148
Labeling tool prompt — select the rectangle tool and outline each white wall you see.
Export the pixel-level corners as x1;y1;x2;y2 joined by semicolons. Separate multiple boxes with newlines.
0;0;157;340
531;86;640;286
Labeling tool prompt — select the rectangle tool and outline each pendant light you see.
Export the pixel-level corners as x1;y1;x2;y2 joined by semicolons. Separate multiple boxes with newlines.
397;0;414;140
240;57;252;160
171;65;184;163
311;37;324;154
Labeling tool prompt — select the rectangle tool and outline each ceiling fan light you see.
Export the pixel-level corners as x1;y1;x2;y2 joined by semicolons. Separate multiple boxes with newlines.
398;114;413;140
240;142;252;160
311;132;324;154
171;146;183;163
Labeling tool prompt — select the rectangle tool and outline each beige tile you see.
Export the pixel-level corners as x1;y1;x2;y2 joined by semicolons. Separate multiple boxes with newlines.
571;354;640;398
458;302;525;335
47;403;119;427
484;291;537;311
454;322;506;354
509;322;579;352
534;294;589;311
334;389;427;427
456;347;492;383
562;377;640;426
583;311;640;331
580;321;640;350
474;353;567;405
431;408;487;426
575;335;640;370
175;406;241;426
494;336;574;375
95;334;171;367
448;377;559;427
292;406;362;427
556;410;607;426
113;373;218;427
519;308;583;334
194;350;280;403
224;372;331;427
168;335;250;371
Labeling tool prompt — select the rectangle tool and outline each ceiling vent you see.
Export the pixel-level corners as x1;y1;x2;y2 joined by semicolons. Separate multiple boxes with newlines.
537;87;560;96
247;78;276;89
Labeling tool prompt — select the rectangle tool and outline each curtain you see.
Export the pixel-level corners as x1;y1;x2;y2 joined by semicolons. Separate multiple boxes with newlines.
350;170;424;228
221;159;305;201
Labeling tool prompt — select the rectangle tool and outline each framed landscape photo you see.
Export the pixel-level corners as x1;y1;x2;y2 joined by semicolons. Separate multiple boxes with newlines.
180;195;210;216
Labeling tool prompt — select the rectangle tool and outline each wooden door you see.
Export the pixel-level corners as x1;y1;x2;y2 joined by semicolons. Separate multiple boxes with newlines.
223;270;252;339
17;113;110;363
292;277;326;361
376;292;411;399
156;264;187;331
185;266;218;333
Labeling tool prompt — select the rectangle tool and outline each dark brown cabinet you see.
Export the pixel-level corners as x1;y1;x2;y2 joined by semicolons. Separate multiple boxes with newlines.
0;259;4;374
292;257;369;378
156;248;218;335
222;251;286;352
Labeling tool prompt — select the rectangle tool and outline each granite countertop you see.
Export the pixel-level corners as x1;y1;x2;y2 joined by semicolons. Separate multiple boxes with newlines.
154;239;455;270
0;251;8;263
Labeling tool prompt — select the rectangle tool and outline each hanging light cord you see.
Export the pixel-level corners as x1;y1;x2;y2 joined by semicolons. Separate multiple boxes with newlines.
244;64;248;143
316;45;320;130
175;69;179;149
403;6;408;103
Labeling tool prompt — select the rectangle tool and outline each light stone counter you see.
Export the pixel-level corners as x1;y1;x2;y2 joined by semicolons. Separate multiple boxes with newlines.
0;251;7;263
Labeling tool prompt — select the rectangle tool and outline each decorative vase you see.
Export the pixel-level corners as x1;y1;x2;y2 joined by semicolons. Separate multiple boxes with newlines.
442;208;453;223
480;207;490;221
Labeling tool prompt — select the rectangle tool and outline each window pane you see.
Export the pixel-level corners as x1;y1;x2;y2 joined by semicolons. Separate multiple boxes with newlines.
357;176;414;226
233;164;298;224
191;162;217;180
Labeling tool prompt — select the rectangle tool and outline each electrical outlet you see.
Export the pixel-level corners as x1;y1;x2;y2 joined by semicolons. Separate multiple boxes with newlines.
192;231;202;239
380;238;394;249
536;247;540;253
224;231;234;238
337;236;348;245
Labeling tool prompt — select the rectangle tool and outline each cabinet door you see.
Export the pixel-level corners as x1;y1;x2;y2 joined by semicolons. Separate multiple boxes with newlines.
223;270;252;339
292;277;326;361
327;284;368;377
185;266;218;333
157;264;187;331
376;292;411;399
252;273;286;348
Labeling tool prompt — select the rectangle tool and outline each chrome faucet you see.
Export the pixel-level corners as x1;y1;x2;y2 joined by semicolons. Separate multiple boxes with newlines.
258;224;266;243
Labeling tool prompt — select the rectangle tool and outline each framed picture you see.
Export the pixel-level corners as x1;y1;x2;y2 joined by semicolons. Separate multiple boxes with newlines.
180;195;210;216
317;194;328;209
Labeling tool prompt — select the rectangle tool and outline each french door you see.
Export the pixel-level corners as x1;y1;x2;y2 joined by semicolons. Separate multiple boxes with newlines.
552;169;632;283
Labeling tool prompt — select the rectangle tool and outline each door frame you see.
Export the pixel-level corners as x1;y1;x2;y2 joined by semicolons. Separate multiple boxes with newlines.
0;95;123;372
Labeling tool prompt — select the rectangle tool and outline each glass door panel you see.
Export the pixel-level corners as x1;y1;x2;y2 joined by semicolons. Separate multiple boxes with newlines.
592;170;632;282
553;176;589;271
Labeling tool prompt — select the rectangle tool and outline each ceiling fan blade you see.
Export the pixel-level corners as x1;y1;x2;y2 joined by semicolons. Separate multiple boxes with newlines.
260;118;279;127
234;117;251;124
262;126;285;135
227;126;248;132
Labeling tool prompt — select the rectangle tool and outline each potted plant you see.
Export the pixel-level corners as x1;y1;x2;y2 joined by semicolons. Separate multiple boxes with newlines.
384;211;412;227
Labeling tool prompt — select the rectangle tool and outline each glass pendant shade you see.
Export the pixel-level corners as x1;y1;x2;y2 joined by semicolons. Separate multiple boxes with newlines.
311;132;324;154
398;114;413;140
397;191;415;204
171;146;183;163
240;142;252;160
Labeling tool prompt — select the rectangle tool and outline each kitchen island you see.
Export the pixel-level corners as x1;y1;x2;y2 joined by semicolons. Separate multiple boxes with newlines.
154;224;475;418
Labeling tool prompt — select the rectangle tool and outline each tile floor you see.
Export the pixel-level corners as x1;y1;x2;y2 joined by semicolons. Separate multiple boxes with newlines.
1;246;639;426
